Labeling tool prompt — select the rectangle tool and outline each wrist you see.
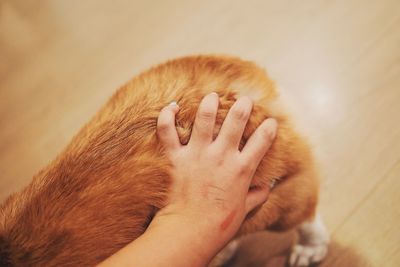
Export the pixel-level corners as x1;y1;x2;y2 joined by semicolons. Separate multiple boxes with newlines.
150;206;241;254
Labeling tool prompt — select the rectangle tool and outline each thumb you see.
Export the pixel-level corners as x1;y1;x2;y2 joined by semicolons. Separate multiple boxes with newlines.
245;187;270;214
157;102;181;153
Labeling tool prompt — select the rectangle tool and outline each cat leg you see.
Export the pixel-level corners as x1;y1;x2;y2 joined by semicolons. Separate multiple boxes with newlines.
289;213;329;266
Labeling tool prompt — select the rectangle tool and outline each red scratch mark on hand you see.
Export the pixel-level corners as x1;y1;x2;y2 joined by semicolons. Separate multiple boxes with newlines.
220;209;237;231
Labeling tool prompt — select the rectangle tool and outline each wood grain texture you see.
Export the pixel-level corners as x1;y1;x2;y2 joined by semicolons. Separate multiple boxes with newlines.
1;0;399;266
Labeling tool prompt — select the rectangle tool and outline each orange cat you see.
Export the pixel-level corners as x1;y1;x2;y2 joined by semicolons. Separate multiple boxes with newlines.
0;55;329;267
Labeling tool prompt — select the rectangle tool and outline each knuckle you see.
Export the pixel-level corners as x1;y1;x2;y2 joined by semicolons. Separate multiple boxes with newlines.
260;125;273;140
193;123;208;139
236;160;250;175
231;98;251;120
157;120;170;133
231;96;253;121
208;145;222;157
260;122;276;141
231;107;249;121
213;156;225;167
207;146;225;163
198;109;216;121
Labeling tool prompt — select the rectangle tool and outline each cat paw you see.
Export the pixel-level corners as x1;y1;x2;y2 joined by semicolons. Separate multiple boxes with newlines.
289;242;328;267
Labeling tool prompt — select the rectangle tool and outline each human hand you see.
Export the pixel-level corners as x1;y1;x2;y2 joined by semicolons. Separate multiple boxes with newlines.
153;93;277;253
98;93;277;267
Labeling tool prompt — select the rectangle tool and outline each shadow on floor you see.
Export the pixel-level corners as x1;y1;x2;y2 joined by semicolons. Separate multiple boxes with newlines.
225;231;369;267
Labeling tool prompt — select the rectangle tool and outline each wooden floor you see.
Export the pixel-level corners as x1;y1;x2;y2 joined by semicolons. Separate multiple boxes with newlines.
1;0;399;266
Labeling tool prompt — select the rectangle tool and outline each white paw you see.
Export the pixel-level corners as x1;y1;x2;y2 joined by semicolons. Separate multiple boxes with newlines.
289;243;328;267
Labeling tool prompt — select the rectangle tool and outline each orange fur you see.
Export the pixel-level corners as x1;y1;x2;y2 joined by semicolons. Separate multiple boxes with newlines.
0;55;319;266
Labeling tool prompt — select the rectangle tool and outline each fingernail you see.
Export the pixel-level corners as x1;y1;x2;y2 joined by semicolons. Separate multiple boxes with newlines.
169;101;179;107
210;92;219;97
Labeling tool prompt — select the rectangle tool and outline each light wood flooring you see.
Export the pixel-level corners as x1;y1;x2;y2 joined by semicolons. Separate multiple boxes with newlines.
1;1;399;266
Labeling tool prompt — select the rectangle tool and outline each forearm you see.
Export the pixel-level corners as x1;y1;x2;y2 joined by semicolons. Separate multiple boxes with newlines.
98;217;221;267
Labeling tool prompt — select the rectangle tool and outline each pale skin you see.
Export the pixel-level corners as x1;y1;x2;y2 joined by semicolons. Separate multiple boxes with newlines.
99;93;278;267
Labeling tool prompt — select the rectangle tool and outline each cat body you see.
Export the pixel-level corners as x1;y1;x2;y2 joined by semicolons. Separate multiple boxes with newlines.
0;56;328;266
